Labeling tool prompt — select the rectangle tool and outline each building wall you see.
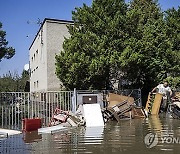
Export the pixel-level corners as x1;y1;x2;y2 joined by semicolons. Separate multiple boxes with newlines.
30;23;48;92
46;20;71;91
29;19;72;92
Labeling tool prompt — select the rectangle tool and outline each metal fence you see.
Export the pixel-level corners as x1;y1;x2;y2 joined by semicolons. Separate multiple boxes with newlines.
0;91;73;130
0;89;141;130
76;89;142;106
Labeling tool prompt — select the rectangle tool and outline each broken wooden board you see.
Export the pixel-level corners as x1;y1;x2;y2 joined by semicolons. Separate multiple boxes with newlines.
145;93;157;114
38;125;67;134
174;92;180;101
174;102;180;108
132;107;146;118
0;129;21;137
145;93;152;113
106;93;134;107
105;101;132;122
106;107;121;122
151;93;163;115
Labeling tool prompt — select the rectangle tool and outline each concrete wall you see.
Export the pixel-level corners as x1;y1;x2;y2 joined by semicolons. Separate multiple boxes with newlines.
30;24;48;92
46;20;70;91
29;19;72;92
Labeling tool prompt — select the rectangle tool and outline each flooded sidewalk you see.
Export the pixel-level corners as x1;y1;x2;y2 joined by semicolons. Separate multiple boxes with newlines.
0;115;179;154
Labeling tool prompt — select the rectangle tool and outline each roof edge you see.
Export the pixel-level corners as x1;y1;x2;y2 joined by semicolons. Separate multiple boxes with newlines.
29;18;73;50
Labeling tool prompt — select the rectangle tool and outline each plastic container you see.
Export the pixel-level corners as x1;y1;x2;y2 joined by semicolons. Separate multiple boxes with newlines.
22;118;41;132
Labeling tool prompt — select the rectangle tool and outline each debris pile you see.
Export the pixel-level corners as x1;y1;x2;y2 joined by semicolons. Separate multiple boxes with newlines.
145;91;180;119
169;92;180;119
48;92;145;128
102;93;145;122
49;107;85;127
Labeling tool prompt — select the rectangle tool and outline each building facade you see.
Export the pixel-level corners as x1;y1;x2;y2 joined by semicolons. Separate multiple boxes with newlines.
29;18;73;92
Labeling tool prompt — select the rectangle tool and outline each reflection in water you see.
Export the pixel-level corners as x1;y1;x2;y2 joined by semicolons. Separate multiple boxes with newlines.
85;126;104;138
0;134;30;154
0;116;179;154
147;115;163;135
23;131;42;143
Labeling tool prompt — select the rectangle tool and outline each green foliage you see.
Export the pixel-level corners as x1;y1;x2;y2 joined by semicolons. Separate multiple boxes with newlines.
56;0;128;90
0;22;15;61
56;0;180;92
0;70;29;92
119;0;176;90
164;7;180;78
162;7;180;91
164;76;180;90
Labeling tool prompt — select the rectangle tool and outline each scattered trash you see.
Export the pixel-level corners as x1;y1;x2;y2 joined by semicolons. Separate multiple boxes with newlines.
102;93;145;122
38;125;68;134
168;92;180;119
42;92;145;131
145;91;180;119
49;108;69;126
0;128;21;138
131;106;146;118
49;107;85;127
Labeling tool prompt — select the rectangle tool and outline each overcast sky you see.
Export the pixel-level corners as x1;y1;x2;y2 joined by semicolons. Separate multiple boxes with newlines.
0;0;179;76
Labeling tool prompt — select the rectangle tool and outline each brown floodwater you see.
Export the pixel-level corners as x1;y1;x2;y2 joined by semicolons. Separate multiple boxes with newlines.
0;115;180;154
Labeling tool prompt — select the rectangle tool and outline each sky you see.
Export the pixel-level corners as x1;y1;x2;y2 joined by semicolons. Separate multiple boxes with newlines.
0;0;180;77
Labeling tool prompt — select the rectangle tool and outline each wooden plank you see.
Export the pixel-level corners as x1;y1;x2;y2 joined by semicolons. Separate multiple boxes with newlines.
145;93;151;112
107;108;121;122
38;125;67;134
0;129;21;136
107;93;134;107
151;93;163;115
132;107;145;118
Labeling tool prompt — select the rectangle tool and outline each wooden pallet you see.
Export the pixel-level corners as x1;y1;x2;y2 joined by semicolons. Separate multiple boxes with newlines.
145;93;163;115
151;93;163;115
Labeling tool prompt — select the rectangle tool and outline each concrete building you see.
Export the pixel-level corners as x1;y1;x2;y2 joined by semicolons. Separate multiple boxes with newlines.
29;18;73;92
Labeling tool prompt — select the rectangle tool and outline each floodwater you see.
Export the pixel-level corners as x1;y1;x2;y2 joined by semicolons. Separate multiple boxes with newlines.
0;115;180;154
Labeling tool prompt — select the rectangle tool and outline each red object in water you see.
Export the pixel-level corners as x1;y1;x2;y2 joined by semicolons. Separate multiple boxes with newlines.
22;118;41;132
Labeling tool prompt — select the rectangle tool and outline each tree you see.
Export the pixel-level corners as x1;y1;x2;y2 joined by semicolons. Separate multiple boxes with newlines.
120;0;168;86
56;0;128;90
119;0;180;103
164;7;180;90
0;70;29;92
0;22;15;61
0;71;20;92
56;0;180;100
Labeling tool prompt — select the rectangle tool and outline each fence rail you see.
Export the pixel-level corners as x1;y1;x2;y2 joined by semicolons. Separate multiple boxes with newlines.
0;91;73;129
0;89;141;130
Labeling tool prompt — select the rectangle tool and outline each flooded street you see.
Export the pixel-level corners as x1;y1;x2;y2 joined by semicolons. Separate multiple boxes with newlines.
0;115;180;154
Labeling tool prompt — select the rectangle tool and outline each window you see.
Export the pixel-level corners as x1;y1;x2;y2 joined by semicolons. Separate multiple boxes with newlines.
34;82;36;88
37;80;39;88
